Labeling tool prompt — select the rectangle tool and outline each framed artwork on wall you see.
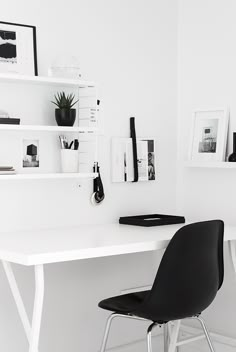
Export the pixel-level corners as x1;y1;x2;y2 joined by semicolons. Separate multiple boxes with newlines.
189;108;229;162
111;137;156;182
0;21;38;76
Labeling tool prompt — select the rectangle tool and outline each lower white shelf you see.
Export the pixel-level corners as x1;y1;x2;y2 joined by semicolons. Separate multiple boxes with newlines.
185;161;236;168
0;173;98;180
0;124;100;134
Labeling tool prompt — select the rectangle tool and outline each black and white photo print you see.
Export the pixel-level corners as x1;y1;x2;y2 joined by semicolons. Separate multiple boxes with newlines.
23;139;39;168
198;120;218;153
0;29;17;64
147;140;156;180
141;139;156;180
190;109;228;161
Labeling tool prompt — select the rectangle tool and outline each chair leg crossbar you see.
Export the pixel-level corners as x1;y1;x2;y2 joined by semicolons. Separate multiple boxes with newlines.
99;314;216;352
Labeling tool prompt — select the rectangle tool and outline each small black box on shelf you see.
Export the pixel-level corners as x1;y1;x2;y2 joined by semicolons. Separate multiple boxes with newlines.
119;214;185;227
0;118;20;125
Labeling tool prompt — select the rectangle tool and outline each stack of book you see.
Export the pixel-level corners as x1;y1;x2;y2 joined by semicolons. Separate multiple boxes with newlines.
0;166;16;175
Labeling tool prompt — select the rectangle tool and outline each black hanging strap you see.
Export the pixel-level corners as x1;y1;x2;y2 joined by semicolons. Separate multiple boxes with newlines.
130;117;139;182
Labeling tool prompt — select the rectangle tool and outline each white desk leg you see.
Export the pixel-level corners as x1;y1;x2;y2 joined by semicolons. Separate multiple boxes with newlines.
229;241;236;275
2;262;44;352
29;265;44;352
2;261;31;341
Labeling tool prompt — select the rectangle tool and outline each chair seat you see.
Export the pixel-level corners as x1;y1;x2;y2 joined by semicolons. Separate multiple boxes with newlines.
99;290;149;314
99;290;201;322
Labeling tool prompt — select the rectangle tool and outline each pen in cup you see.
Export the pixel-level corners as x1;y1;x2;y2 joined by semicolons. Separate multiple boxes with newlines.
74;139;79;150
67;139;79;150
59;135;67;149
68;141;74;149
59;136;79;150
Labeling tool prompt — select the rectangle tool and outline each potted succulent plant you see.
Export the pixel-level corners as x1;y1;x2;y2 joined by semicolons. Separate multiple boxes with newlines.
52;92;79;126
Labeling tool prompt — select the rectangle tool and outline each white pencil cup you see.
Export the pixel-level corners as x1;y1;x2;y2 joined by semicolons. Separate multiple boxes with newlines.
61;149;79;173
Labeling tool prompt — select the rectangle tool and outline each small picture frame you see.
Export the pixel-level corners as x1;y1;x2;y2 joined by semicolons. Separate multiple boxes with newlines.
0;21;38;76
189;108;229;162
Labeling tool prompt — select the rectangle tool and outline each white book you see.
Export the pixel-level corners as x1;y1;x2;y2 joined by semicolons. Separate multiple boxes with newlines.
0;170;16;175
0;166;14;170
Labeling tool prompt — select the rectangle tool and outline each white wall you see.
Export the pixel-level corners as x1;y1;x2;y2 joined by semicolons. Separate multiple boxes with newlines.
177;0;236;341
0;1;178;351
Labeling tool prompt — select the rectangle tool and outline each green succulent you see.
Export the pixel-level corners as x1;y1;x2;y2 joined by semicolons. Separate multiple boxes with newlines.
52;92;79;109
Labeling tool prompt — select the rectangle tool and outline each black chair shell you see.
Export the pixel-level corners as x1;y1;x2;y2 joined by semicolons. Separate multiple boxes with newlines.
99;220;224;323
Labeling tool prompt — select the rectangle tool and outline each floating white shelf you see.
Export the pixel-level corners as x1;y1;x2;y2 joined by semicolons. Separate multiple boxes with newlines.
0;73;95;88
0;173;98;180
0;124;100;133
185;161;236;168
0;73;100;186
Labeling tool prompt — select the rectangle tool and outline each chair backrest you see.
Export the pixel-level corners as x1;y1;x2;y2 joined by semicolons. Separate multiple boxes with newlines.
136;220;224;322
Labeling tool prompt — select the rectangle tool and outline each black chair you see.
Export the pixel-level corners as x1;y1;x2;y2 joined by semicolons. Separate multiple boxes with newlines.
98;220;224;352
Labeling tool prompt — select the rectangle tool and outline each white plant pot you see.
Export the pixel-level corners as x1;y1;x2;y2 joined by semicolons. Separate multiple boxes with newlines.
61;149;79;173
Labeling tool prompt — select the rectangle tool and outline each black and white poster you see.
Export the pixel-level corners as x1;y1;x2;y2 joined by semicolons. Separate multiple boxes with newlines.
0;22;37;76
0;30;17;64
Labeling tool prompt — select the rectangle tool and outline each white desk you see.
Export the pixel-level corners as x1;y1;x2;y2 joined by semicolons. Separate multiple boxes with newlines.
1;223;236;352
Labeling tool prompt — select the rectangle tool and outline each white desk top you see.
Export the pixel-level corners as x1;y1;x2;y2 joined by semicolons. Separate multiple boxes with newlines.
0;223;235;266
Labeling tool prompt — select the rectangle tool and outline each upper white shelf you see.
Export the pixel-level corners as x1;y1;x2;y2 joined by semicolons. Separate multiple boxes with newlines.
0;124;99;133
0;73;95;88
0;173;98;180
185;161;236;168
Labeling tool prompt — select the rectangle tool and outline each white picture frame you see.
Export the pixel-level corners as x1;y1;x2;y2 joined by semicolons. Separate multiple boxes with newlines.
189;108;229;162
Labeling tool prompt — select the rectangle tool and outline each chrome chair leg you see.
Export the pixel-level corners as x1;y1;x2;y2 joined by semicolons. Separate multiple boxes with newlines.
195;316;215;352
147;322;157;352
100;313;150;352
100;313;119;352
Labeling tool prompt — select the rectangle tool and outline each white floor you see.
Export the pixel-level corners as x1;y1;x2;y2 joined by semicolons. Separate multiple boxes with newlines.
109;327;236;352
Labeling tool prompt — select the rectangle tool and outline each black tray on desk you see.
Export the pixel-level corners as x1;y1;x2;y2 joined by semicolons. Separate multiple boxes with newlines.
119;214;185;227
